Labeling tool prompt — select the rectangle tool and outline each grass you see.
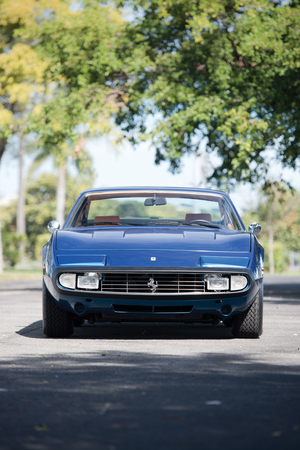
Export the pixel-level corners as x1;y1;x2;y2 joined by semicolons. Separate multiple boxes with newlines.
0;268;42;281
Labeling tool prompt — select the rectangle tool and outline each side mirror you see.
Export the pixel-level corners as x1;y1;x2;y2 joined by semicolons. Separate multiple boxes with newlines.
47;220;60;234
248;222;261;235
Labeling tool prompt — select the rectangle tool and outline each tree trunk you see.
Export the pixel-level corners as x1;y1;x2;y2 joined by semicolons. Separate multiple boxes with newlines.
0;206;3;274
17;134;26;261
0;137;7;162
268;225;275;274
56;163;66;226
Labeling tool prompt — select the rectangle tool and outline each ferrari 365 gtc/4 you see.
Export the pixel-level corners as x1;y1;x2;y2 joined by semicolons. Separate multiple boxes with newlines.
42;187;264;338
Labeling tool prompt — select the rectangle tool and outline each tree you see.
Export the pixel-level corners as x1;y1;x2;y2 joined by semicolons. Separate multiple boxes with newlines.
29;138;94;225
241;183;300;273
0;0;68;271
0;208;3;272
0;1;134;270
1;170;94;264
26;171;94;259
27;0;131;225
29;0;130;157
0;0;68;161
116;0;300;188
0;44;47;256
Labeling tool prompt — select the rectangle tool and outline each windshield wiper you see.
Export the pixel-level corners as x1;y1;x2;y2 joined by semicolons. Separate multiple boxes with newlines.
91;220;221;228
153;220;183;226
125;223;148;226
184;220;221;229
151;220;221;229
94;221;121;226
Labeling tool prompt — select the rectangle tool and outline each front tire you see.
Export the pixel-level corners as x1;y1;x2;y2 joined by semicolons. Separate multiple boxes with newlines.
43;281;74;338
231;287;263;338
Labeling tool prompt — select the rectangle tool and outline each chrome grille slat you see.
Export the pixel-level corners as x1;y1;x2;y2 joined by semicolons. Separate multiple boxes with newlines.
101;273;205;294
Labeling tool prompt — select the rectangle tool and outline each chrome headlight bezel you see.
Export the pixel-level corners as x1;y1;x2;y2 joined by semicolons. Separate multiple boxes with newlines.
205;273;249;292
77;272;101;290
206;276;229;291
58;272;102;291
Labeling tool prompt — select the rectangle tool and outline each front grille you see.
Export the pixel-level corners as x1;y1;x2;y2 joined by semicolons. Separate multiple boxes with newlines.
101;273;205;294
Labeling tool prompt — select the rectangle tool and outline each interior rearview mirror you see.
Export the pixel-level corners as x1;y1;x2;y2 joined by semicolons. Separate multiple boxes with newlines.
144;197;167;206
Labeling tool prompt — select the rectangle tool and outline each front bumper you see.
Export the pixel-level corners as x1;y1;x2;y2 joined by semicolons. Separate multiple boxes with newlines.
44;267;263;322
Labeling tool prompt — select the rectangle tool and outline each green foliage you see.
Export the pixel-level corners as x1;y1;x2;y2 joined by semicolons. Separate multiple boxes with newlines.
0;0;128;269
1;171;93;261
241;183;300;272
0;0;65;160
117;0;300;187
1;0;125;171
2;230;26;267
26;172;93;258
28;1;130;156
34;233;50;262
3;0;300;190
262;240;290;274
25;174;58;249
254;185;300;252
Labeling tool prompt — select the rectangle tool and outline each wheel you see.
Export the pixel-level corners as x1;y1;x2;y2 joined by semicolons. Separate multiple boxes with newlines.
43;281;74;338
231;287;263;338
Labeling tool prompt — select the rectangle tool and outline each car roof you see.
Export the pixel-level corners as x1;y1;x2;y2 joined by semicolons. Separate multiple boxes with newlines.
80;186;228;197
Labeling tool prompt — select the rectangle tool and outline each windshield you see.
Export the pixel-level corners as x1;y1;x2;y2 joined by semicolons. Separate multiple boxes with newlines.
67;192;242;230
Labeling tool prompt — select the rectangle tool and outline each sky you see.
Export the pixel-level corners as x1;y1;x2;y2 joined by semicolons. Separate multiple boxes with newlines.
0;135;299;216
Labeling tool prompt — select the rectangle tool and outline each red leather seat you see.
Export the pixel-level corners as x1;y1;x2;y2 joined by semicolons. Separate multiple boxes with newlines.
94;215;120;225
185;213;212;223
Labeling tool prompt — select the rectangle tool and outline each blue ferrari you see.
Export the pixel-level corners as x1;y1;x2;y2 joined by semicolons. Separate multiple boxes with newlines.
42;187;264;338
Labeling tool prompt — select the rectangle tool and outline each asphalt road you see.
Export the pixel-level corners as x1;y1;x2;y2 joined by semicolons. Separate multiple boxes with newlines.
0;275;299;450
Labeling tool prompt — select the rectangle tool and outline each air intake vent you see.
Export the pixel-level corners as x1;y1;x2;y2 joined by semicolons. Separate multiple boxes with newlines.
102;273;205;294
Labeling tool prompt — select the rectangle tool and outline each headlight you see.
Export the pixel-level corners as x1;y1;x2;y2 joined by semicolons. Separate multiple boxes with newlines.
77;272;101;290
204;273;248;292
59;273;76;290
205;275;229;291
231;275;248;291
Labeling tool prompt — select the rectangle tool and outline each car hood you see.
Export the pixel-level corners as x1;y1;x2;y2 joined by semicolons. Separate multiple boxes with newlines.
54;227;251;269
57;227;250;252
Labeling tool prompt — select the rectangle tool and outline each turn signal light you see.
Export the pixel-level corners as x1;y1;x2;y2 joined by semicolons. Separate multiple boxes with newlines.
231;275;248;291
59;273;76;290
